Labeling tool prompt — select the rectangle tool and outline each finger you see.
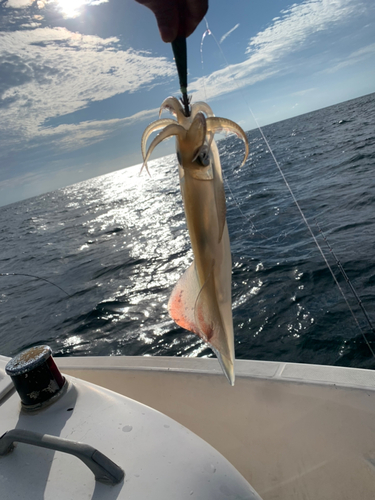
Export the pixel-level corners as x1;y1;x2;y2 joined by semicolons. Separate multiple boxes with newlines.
155;3;179;42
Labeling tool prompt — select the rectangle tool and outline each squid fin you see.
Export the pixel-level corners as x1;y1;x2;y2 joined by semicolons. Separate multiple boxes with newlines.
211;345;235;386
168;261;235;386
168;262;201;337
194;267;234;385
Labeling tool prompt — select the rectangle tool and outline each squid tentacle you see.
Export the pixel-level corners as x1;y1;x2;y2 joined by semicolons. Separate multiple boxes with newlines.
142;123;187;174
190;101;215;119
159;96;186;122
206;117;249;168
141;118;178;166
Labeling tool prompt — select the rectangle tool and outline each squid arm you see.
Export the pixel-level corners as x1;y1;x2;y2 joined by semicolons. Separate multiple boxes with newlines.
206;117;249;168
141;120;185;174
191;101;215;119
159;97;215;122
159;96;186;123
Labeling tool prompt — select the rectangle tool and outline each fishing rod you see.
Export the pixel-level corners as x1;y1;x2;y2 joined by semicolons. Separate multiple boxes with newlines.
171;36;190;117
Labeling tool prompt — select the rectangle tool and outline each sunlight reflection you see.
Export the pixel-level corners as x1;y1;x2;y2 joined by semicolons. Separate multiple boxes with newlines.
187;342;208;357
63;335;82;347
139;331;153;345
56;156;221;358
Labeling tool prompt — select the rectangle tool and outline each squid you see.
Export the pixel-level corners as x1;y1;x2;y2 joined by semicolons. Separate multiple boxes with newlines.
141;97;249;385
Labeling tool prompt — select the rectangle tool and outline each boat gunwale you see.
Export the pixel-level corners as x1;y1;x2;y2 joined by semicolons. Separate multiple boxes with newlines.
52;356;375;391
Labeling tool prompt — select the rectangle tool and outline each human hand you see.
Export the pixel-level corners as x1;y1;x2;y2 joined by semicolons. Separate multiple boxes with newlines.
135;0;208;42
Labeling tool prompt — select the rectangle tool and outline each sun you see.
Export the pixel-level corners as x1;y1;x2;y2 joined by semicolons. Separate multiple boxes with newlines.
54;0;88;18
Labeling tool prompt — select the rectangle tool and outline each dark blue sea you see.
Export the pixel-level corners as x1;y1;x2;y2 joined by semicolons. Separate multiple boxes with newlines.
1;92;375;369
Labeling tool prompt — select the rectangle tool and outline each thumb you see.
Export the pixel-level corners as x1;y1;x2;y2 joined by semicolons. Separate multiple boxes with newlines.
136;0;179;43
154;4;179;42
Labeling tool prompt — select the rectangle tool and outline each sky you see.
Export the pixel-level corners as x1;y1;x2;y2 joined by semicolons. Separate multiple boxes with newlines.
0;0;374;207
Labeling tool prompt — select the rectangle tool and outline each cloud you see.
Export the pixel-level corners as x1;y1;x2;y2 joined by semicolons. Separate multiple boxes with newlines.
245;0;363;57
38;108;159;153
0;27;175;154
4;0;35;8
190;63;278;102
190;0;366;102
0;171;34;190
291;88;317;96
0;107;160;205
19;22;42;28
220;23;240;44
324;42;375;73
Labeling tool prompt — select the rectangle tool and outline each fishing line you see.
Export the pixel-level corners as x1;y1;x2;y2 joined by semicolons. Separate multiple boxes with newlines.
200;23;260;237
199;18;375;359
0;273;71;298
315;221;375;356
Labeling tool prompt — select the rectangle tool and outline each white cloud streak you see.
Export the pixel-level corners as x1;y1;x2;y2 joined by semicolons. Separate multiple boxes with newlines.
324;42;375;73
246;0;362;56
191;0;365;102
38;108;159;153
220;23;240;44
291;87;317;96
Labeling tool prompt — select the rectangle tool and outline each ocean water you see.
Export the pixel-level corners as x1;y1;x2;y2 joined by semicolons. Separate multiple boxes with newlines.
1;92;375;370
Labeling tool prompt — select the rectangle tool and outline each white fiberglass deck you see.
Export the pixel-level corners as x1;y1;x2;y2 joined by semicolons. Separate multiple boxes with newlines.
57;356;375;500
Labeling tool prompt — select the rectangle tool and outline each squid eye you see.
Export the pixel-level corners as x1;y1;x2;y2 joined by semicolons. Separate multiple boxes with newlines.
176;151;182;165
195;145;210;167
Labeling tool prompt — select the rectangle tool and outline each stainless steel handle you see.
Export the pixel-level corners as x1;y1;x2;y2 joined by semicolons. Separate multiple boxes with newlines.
0;429;124;485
